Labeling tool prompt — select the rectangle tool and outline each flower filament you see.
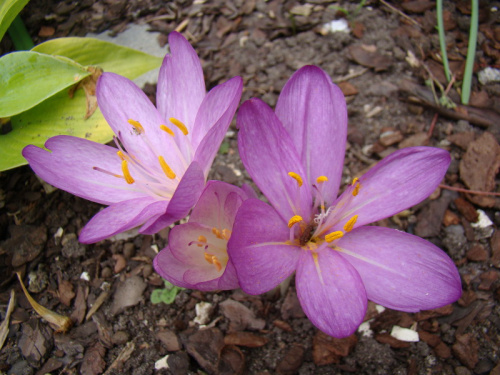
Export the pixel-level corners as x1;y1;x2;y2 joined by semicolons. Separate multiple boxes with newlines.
285;172;362;252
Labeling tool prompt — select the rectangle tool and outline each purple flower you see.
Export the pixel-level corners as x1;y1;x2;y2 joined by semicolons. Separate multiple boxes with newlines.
229;65;462;338
22;32;243;243
153;181;253;291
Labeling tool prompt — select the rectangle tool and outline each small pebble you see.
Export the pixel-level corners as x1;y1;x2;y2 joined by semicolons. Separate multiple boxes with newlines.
143;264;153;278
112;331;129;345
123;243;135;258
101;267;112;279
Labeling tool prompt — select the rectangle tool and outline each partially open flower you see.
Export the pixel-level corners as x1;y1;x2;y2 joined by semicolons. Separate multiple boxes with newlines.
230;65;462;338
23;32;242;243
154;181;251;291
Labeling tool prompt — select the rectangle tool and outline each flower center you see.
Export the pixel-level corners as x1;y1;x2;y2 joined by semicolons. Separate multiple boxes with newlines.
93;117;190;199
188;227;231;273
287;172;361;251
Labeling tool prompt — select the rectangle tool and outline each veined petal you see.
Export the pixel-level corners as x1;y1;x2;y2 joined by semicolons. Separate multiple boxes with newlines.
296;249;367;338
228;199;300;295
191;77;243;166
139;161;205;234
237;98;313;221
189;180;248;229
96;73;185;174
79;197;168;243
336;226;462;311
22;136;145;205
153;246;197;289
157;31;205;132
167;223;229;287
276;66;347;203
325;146;451;230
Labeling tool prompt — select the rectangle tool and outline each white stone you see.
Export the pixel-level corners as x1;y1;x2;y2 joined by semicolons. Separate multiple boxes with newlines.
193;301;214;325
321;19;350;33
478;67;500;85
471;209;493;228
390;325;419;342
154;355;169;370
357;321;373;337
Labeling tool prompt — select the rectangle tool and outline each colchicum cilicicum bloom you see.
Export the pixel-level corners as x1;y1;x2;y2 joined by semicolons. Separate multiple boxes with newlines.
229;65;462;338
23;32;242;243
153;180;253;291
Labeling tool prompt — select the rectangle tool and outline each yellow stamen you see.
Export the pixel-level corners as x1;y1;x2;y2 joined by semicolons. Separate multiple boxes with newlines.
128;119;144;134
204;253;222;272
212;227;223;239
160;124;175;136
288;172;303;187
352;177;360;196
169;117;189;135
222;229;232;240
288;215;303;228
197;235;207;247
316;176;328;184
325;231;344;243
117;150;126;160
212;256;222;272
121;160;134;184
158;156;176;179
344;215;358;232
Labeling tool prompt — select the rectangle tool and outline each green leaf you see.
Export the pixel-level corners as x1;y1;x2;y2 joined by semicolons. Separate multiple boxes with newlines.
0;88;112;171
150;281;183;305
0;51;91;118
0;0;29;42
33;37;163;79
218;141;230;155
0;37;163;171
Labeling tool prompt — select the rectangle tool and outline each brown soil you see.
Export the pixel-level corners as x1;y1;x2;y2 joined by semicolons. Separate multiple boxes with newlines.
1;1;500;375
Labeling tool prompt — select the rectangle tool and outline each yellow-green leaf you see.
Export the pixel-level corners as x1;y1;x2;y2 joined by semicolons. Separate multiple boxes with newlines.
0;51;91;118
33;37;163;79
0;0;29;41
0;89;112;171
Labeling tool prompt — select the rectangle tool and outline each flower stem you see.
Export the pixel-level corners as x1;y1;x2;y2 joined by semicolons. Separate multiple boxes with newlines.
436;0;451;83
461;0;478;105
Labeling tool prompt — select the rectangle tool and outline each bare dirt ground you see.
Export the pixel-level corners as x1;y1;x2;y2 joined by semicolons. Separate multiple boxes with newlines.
1;1;500;374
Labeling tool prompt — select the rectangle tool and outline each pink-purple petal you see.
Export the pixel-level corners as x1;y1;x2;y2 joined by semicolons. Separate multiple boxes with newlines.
139;161;205;234
189;181;247;228
22;136;144;205
327;146;451;230
156;31;205;131
275;66;348;203
336;226;462;311
79;197;168;243
191;77;243;163
296;249;367;338
153;246;196;289
228;199;300;295
97;73;184;173
237;98;313;221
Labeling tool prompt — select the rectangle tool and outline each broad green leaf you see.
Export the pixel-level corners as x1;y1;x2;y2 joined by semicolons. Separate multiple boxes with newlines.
150;281;184;305
0;51;91;118
33;37;163;79
0;0;29;41
0;88;112;171
0;38;163;171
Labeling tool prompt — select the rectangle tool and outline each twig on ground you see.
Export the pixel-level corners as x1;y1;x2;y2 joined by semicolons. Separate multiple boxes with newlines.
103;341;136;375
439;184;500;197
0;290;16;351
379;0;422;28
